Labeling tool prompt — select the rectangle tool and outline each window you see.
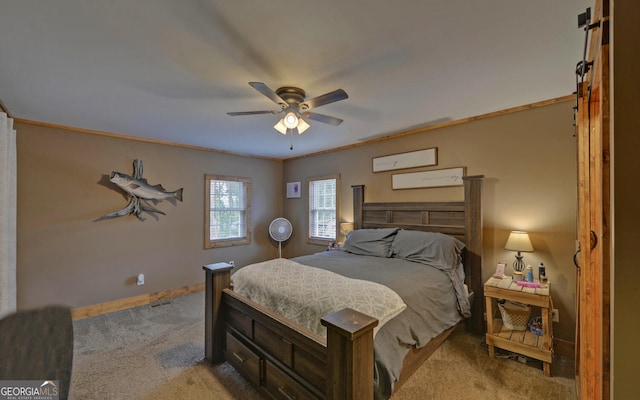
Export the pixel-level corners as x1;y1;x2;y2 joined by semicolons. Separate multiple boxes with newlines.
205;175;251;248
308;174;339;245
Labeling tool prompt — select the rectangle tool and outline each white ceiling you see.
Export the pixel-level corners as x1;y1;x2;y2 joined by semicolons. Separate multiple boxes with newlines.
0;0;590;159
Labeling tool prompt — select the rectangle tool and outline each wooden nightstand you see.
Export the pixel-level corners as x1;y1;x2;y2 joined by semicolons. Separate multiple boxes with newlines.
484;276;554;376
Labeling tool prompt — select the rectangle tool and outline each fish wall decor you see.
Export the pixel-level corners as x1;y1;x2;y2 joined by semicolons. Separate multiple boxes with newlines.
97;159;183;221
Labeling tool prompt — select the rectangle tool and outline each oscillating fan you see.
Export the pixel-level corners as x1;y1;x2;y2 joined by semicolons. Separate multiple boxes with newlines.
269;218;293;258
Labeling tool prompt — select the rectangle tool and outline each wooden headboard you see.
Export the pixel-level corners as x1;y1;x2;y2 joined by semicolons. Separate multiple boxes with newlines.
351;175;484;334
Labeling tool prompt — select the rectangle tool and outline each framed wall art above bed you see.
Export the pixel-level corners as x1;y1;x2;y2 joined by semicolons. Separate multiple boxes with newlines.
391;166;466;190
372;148;437;172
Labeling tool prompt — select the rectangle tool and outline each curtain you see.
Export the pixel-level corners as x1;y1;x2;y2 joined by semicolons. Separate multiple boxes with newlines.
0;112;17;318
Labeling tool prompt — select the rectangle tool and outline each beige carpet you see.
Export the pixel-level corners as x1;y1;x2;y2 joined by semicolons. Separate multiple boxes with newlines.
71;292;576;399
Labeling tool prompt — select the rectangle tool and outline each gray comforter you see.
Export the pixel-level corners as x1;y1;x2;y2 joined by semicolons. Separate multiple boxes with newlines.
292;250;464;399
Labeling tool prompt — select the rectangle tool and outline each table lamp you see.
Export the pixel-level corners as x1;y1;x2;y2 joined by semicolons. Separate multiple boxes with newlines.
339;222;354;243
504;230;534;272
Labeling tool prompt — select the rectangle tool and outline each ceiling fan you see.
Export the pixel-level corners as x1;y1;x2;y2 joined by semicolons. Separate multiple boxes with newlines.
227;82;348;140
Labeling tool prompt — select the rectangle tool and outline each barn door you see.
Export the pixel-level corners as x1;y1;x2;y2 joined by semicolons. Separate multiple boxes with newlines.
575;1;610;399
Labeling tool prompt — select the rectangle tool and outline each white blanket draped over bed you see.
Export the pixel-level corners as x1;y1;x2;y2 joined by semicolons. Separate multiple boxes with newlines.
230;258;407;337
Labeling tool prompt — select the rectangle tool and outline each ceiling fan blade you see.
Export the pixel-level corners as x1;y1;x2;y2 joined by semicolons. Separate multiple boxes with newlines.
249;82;287;107
227;110;280;116
300;89;348;110
302;112;344;126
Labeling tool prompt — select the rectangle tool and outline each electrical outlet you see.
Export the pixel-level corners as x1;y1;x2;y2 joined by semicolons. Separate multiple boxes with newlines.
552;308;559;322
228;261;235;267
137;273;144;286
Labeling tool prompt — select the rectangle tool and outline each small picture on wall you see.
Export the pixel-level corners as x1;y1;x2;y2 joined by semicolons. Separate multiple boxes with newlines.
287;182;301;198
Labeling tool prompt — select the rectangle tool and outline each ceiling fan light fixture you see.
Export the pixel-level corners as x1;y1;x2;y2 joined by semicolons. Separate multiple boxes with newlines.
274;119;288;135
230;82;348;145
297;118;310;134
283;112;298;129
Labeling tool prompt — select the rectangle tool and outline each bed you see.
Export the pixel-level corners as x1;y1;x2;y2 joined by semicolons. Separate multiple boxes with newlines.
203;175;484;400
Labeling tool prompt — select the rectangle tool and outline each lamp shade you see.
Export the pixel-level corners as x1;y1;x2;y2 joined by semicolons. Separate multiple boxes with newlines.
283;112;298;129
273;119;288;135
340;222;354;237
274;114;310;135
504;231;534;252
296;118;310;134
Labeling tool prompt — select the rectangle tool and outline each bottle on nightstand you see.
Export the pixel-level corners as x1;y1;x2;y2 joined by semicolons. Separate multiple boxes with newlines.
526;265;534;282
538;262;546;281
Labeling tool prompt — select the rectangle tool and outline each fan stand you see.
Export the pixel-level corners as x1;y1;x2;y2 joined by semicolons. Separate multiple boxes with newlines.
278;241;283;259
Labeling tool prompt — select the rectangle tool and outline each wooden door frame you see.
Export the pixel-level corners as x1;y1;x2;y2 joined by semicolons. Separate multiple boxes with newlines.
576;1;610;399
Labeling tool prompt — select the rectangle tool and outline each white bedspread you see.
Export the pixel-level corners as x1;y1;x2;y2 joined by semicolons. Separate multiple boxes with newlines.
230;258;407;337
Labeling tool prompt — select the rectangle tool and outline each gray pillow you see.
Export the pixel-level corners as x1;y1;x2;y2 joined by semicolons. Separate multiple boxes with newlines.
343;228;399;258
391;230;465;275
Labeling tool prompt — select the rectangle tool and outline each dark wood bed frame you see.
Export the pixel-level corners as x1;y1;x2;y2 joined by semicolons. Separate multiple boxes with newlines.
203;175;483;400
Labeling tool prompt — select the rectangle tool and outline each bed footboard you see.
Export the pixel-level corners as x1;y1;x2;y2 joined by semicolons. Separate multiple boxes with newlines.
203;263;378;400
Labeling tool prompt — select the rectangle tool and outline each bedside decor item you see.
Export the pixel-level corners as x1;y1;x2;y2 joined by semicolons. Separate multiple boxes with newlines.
538;262;546;281
525;265;534;282
498;301;530;331
529;316;543;336
516;281;542;288
97;159;183;221
504;231;534;272
339;222;354;243
493;262;507;278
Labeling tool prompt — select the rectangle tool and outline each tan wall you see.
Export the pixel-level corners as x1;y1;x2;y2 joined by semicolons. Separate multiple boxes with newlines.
15;100;579;343
612;0;640;397
283;101;578;342
16;123;283;310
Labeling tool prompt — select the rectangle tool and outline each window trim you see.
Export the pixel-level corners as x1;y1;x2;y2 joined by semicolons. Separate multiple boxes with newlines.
306;174;340;246
204;174;251;249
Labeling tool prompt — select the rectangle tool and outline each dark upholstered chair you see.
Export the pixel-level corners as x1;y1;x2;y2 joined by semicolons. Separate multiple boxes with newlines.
0;306;73;399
